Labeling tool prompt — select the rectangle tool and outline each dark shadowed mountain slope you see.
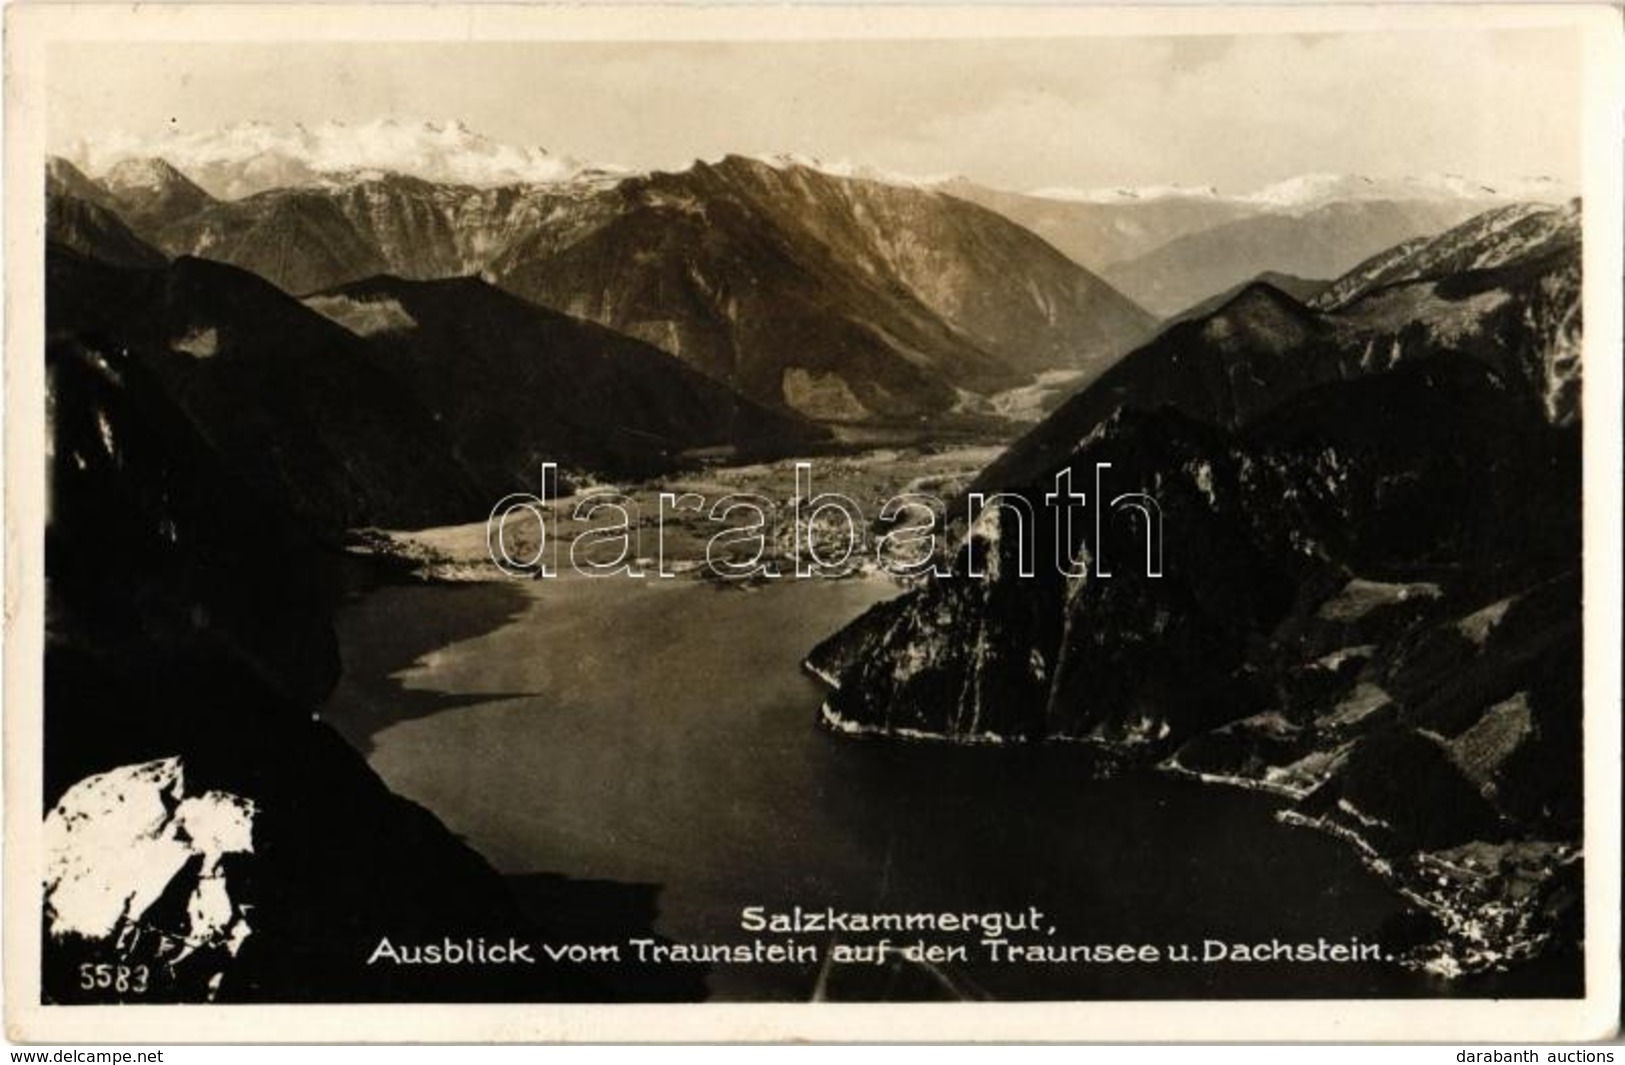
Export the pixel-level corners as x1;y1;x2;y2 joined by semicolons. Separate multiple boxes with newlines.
160;189;392;297
495;157;1155;417
43;332;703;1004
812;357;1576;745
807;212;1583;980
123;156;1155;422
810;357;1581;981
971;280;1343;494
46;245;493;532
46;193;168;269
1163;272;1329;327
305;274;827;480
1100;199;1490;317
977;202;1581;494
100;156;218;231
46;156;120;210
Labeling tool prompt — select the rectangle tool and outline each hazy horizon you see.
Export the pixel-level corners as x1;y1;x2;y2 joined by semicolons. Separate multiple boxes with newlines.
48;30;1582;193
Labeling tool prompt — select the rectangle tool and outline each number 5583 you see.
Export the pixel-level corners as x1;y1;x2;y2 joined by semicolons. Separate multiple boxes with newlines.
77;962;149;994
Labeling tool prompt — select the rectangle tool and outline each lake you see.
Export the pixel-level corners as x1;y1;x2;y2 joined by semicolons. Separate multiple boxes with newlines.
323;566;1457;1001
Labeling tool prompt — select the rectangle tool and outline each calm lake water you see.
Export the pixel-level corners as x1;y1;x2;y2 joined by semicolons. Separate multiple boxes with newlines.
323;571;1457;1001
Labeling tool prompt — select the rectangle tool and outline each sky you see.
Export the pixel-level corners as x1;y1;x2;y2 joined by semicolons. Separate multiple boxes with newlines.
47;29;1582;193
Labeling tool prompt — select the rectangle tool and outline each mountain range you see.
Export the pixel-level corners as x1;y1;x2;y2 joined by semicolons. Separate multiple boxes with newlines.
60;118;622;199
1094;198;1496;317
58;120;1571;326
807;199;1583;979
945;171;1569;317
48;149;1156;424
39;120;1587;998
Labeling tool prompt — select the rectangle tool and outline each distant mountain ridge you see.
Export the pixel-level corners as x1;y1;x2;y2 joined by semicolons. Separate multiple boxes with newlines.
941;171;1570;316
1310;200;1581;311
61;119;623;199
1098;198;1502;318
63;121;1567;270
1024;172;1571;210
48;129;1571;422
65;119;1571;205
977;199;1582;495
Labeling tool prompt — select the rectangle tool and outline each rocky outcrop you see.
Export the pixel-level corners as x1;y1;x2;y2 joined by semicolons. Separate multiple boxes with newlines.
45;759;257;1001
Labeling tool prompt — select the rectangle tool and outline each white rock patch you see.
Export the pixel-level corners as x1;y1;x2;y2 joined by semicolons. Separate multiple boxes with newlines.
44;757;257;962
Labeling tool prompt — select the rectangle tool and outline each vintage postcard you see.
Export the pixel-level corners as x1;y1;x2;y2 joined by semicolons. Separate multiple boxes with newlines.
4;2;1621;1043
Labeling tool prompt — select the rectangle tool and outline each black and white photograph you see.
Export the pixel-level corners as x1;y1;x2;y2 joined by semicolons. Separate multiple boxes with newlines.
4;2;1621;1044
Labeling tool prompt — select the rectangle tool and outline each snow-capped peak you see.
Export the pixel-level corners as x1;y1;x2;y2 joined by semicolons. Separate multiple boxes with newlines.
66;119;633;199
1020;172;1573;212
1240;172;1573;211
101;156;196;194
750;152;959;190
1025;184;1220;205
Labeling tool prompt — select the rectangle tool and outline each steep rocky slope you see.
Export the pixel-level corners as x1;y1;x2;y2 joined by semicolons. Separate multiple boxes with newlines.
46;193;167;269
806;205;1584;979
97;156;1154;422
977;204;1580;494
46;157;169;268
47;245;494;531
100;157;217;231
1157;271;1330;328
1310;200;1580;311
305;274;826;479
42;324;706;1003
46;157;122;210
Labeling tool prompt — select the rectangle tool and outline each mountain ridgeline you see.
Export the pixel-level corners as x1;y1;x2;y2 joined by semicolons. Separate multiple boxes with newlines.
303;274;822;479
1097;198;1494;318
806;201;1584;979
40;133;1585;997
48;153;1156;423
938;173;1552;319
